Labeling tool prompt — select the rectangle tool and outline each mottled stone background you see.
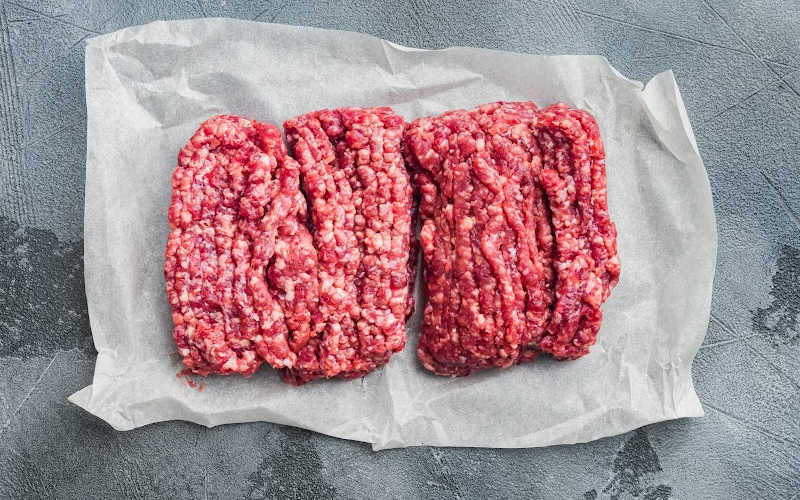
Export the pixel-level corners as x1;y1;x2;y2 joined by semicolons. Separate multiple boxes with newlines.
1;1;798;498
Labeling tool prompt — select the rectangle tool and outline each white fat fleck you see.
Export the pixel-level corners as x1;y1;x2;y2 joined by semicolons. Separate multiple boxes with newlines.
222;356;239;370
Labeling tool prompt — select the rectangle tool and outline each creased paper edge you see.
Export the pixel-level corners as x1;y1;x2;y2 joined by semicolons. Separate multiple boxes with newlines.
638;69;717;419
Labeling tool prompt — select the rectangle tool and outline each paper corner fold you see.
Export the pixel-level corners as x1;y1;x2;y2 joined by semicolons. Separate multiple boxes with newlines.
68;384;93;409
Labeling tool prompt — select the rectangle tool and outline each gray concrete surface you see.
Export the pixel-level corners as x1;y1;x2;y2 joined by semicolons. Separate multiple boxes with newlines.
1;0;798;498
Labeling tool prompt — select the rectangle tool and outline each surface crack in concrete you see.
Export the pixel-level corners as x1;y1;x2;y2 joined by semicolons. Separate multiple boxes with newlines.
701;400;799;447
5;1;100;34
708;265;800;390
763;58;800;73
699;333;766;350
577;9;753;58
0;352;58;435
700;0;800;100
23;32;91;81
694;81;778;130
251;0;289;22
760;171;800;232
743;341;800;392
708;311;742;339
22;114;86;150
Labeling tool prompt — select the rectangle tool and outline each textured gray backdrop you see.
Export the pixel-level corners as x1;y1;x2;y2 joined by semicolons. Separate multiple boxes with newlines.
1;1;798;498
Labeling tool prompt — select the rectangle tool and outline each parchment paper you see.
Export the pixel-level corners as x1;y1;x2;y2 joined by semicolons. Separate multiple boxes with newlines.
69;18;717;450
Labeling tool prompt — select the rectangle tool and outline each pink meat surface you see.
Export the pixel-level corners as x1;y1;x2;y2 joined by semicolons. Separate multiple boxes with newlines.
283;107;414;384
404;101;619;376
165;115;318;377
536;103;620;359
167;110;414;385
165;102;618;382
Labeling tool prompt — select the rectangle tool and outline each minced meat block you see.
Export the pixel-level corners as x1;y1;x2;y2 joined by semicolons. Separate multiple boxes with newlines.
536;103;620;360
405;101;619;376
165;115;318;376
283;107;414;384
404;102;553;375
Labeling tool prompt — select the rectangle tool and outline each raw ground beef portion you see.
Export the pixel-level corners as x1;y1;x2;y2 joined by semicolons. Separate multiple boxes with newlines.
405;101;619;375
405;102;553;375
283;107;414;384
536;102;620;359
165;115;319;376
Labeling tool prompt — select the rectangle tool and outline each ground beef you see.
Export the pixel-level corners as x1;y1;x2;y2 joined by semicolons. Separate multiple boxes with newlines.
405;101;619;375
536;103;620;359
166;101;617;382
167;110;413;385
283;107;414;384
165;115;318;376
405;102;549;375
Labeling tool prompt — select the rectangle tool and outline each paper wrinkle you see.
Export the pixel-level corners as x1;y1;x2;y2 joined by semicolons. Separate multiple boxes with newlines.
73;19;716;449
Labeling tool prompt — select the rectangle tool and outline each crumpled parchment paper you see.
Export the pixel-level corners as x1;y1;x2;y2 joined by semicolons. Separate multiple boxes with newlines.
70;18;716;450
